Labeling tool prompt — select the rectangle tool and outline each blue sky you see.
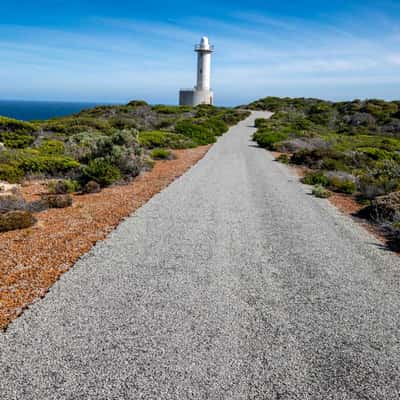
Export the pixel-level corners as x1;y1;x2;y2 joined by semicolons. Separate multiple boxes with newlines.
1;0;400;105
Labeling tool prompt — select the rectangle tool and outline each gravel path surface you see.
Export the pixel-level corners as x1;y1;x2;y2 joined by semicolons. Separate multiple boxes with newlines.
1;112;399;399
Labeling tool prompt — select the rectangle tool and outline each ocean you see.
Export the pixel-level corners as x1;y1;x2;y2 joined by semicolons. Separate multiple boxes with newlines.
0;100;110;121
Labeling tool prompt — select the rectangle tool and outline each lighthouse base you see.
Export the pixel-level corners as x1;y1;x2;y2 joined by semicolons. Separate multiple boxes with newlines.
179;89;214;106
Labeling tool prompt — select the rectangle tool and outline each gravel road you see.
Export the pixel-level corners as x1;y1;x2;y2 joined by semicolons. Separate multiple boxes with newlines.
1;112;399;399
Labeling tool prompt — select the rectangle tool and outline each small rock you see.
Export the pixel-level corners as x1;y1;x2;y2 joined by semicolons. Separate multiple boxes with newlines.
0;210;36;232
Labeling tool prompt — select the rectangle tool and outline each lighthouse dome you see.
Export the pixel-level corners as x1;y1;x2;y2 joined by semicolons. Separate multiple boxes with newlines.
200;36;209;46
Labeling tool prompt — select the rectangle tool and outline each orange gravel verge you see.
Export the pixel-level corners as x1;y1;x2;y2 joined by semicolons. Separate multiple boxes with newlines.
0;145;210;330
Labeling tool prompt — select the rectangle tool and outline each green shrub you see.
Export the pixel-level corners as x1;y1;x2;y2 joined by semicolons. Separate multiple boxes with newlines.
219;110;250;125
312;185;331;198
302;171;329;186
48;179;80;194
18;155;79;174
66;131;113;162
0;132;35;149
253;130;289;149
203;117;228;136
357;147;396;161
0;164;23;183
127;100;148;107
321;157;348;171
276;154;290;164
82;159;121;187
254;118;269;128
0;116;36;134
357;160;400;199
329;178;356;194
109;117;137;130
152;105;192;114
138;131;195;149
38;140;65;155
174;120;216;145
325;172;357;194
150;148;172;160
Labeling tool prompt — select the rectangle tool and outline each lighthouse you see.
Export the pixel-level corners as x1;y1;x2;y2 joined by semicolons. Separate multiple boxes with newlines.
179;36;214;106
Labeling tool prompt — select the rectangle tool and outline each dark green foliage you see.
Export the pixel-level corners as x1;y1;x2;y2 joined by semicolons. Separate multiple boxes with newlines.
82;159;121;187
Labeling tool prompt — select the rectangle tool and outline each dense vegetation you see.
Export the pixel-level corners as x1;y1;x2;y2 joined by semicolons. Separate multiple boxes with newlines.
0;101;249;187
249;97;400;248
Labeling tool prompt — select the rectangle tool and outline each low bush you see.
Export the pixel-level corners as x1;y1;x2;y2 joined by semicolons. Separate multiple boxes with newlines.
254;118;269;128
276;154;290;164
302;171;329;186
357;161;400;200
138;131;195;149
48;179;80;194
0;164;23;183
312;185;331;198
83;180;101;194
152;105;192;114
0;210;36;232
174;120;216;145
18;155;80;174
325;171;357;194
253;130;289;150
0;116;36;134
150;148;172;160
41;194;73;209
82;159;121;187
38;140;65;155
1;132;35;149
0;194;27;213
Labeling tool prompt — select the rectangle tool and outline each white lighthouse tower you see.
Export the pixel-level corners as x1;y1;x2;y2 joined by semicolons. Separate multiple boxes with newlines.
179;36;214;106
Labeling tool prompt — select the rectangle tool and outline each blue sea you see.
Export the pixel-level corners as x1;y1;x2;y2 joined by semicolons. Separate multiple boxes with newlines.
0;100;110;121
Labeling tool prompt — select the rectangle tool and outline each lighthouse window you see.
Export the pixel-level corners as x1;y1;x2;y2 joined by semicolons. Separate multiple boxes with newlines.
200;68;203;73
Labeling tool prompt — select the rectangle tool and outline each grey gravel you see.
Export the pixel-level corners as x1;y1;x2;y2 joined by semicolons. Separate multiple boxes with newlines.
1;111;400;399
